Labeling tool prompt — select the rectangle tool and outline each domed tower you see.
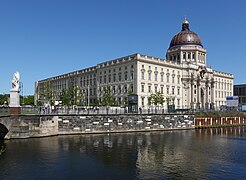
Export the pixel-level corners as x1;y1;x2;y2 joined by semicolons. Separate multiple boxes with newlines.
166;18;206;66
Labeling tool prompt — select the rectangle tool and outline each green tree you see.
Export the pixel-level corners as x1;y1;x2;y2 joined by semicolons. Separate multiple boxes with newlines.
166;95;175;105
0;94;9;105
59;86;83;106
101;86;114;106
149;92;165;106
39;81;56;105
59;89;70;105
70;86;83;105
20;95;34;105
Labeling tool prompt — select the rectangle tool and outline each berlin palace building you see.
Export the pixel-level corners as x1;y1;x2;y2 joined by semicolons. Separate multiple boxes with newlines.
35;19;234;110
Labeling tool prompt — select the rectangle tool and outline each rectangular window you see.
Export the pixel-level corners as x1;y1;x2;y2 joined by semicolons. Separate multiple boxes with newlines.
124;86;127;93
155;74;157;81
113;86;115;94
131;72;134;80
141;84;144;92
108;75;111;83
141;97;145;106
141;72;144;80
148;97;151;105
100;76;102;84
155;86;158;93
148;85;151;93
161;86;164;94
161;74;164;82
167;87;169;94
93;78;96;86
113;74;116;82
172;76;175;83
119;73;121;81
118;85;121;94
172;87;175;95
125;72;127;81
148;72;151;81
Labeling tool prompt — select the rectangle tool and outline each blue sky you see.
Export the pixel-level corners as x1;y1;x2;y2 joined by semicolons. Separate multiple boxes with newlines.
0;0;246;95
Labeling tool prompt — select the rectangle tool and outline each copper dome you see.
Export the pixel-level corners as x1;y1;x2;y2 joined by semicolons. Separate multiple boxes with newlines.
169;19;203;49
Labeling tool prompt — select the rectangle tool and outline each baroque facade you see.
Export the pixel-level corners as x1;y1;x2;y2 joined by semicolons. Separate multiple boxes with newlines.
34;19;233;110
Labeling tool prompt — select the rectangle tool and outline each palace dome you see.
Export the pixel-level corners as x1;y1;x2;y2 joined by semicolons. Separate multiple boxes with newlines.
169;19;203;49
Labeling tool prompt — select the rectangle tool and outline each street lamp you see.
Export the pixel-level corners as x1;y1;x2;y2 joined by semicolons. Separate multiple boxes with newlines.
88;85;90;107
19;82;24;105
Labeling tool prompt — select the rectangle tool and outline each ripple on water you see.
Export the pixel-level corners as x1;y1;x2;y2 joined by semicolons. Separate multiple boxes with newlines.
1;128;246;179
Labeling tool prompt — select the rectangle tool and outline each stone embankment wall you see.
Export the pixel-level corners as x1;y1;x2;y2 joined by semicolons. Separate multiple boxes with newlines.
0;114;194;139
0;115;58;139
195;117;246;128
58;114;194;134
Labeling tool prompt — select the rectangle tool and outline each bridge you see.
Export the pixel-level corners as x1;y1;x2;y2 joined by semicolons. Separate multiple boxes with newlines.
0;115;58;139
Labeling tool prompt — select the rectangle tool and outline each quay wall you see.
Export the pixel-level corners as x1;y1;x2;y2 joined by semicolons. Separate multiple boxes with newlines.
0;114;194;139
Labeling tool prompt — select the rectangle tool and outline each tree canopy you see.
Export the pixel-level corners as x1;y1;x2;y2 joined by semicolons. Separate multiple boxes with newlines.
149;92;165;106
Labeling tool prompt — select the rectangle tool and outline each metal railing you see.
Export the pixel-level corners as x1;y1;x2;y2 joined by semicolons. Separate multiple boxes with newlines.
0;106;193;116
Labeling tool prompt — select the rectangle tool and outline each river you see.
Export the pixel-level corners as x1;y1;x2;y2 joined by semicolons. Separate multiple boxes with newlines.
1;127;246;179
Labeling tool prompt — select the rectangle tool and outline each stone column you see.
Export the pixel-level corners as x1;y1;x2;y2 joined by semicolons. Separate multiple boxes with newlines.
196;77;200;109
211;80;215;110
195;51;198;63
205;80;209;109
190;74;194;110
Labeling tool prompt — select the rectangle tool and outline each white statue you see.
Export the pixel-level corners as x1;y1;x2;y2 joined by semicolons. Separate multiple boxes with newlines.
11;71;20;91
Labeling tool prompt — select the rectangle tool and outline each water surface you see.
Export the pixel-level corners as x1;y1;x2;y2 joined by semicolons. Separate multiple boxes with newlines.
1;127;246;179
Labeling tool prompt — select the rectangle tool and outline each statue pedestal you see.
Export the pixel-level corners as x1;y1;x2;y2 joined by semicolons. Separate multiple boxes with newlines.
9;89;21;115
9;107;21;115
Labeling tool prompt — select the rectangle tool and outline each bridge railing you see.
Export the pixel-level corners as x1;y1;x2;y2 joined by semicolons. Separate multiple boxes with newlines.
0;106;194;116
0;107;9;116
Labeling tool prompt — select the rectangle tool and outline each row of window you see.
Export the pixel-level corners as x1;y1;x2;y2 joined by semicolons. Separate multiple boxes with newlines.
99;71;134;84
215;91;232;99
141;84;181;95
99;84;133;95
141;71;181;84
167;52;205;62
234;87;246;96
215;82;232;91
142;65;180;73
99;65;134;75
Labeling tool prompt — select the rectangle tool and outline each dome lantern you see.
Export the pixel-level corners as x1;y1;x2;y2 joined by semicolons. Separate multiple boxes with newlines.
168;19;202;49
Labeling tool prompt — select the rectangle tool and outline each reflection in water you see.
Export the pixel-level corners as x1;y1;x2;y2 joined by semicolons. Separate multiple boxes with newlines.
0;140;6;155
1;127;246;179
